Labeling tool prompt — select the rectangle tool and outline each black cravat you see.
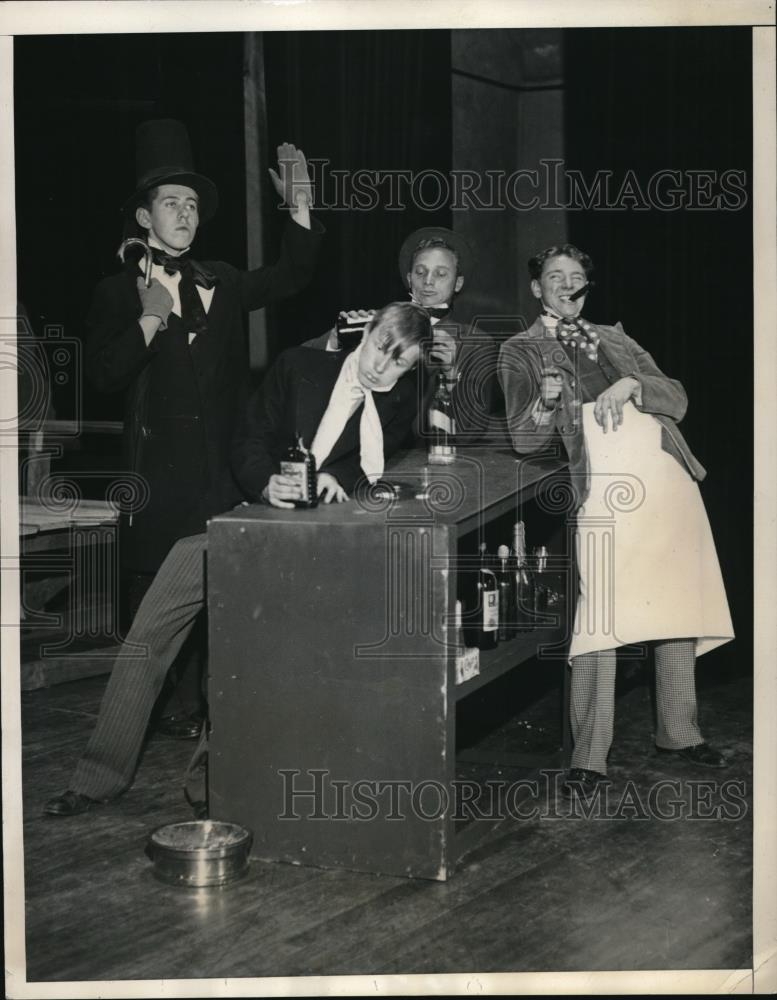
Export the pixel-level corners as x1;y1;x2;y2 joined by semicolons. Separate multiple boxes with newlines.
150;249;215;339
150;249;217;289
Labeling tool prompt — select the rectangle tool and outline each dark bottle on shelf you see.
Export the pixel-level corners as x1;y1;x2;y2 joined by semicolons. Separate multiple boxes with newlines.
476;562;499;650
427;372;456;465
496;544;514;641
279;434;318;508
532;545;550;618
511;521;535;630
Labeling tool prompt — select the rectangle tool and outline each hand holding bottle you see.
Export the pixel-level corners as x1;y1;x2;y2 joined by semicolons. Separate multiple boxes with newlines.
263;473;299;509
429;327;458;374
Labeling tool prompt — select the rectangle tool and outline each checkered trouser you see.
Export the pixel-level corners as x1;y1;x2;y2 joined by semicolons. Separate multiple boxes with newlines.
71;534;208;800
569;639;703;774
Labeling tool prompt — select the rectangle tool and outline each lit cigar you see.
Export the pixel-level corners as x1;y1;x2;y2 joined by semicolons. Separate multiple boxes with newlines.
568;281;594;302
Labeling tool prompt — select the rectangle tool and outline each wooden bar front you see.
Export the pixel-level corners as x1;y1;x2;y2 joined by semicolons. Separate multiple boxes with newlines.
207;448;570;881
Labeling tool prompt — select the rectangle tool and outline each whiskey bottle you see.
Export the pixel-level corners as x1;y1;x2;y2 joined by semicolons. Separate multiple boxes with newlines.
279;435;318;508
474;544;499;650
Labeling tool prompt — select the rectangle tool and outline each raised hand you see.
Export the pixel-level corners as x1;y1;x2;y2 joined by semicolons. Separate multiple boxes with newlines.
268;142;312;211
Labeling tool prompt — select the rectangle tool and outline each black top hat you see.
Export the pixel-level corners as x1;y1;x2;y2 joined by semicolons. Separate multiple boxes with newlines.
121;119;219;222
398;227;475;289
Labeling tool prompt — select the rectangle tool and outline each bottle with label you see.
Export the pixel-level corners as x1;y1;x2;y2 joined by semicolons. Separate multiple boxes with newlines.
454;599;481;684
496;544;515;641
532;545;550;620
511;521;535;630
473;545;499;650
427;372;456;465
279;435;318;508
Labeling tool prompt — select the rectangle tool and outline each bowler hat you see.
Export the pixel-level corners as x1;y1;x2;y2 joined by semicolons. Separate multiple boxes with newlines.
398;227;475;289
122;119;219;222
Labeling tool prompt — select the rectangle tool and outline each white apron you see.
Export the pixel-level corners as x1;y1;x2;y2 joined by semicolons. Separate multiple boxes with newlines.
568;401;734;660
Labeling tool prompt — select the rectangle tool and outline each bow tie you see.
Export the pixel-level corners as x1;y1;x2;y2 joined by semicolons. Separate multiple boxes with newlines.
150;249;218;290
409;296;450;321
541;311;600;360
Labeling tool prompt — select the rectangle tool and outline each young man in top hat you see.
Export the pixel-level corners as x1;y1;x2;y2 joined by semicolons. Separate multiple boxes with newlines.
306;227;500;444
85;119;324;736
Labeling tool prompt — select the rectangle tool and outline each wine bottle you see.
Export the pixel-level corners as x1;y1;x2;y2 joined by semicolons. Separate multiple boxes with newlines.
279;434;318;508
454;599;480;684
496;544;514;641
454;599;466;653
532;545;550;619
511;521;534;630
474;545;499;650
427;372;456;465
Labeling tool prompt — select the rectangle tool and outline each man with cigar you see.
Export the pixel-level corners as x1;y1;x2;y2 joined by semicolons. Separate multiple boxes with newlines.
498;243;734;799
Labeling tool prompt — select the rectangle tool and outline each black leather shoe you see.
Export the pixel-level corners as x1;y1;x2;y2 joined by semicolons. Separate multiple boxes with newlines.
656;742;727;768
43;790;96;817
560;767;607;799
158;714;203;740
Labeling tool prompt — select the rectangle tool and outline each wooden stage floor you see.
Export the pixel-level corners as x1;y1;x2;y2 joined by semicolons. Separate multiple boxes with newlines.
16;655;753;986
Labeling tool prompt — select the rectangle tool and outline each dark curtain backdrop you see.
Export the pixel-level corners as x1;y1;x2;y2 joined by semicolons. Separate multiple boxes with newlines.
564;27;753;673
14;33;246;422
13;29;754;674
262;29;452;354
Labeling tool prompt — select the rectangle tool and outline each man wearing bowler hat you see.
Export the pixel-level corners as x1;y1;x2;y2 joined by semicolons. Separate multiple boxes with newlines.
82;120;324;740
399;226;500;443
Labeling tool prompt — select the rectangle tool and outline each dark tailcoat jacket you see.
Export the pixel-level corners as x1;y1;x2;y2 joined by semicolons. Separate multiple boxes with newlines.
232;346;420;501
86;218;324;572
498;316;706;507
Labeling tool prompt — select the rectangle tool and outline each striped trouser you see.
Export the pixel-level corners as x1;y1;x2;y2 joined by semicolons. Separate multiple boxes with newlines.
569;638;703;774
71;533;208;800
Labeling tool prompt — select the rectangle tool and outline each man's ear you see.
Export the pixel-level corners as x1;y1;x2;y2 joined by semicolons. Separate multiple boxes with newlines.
135;205;151;231
530;278;543;300
454;275;464;295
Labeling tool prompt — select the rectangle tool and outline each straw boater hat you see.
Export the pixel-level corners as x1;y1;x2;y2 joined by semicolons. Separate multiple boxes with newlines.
121;119;219;223
398;226;475;289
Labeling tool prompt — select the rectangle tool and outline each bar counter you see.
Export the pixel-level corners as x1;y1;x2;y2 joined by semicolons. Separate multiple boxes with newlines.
207;447;571;881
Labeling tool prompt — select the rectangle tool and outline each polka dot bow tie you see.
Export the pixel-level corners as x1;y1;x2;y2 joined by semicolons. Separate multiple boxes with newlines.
541;312;600;362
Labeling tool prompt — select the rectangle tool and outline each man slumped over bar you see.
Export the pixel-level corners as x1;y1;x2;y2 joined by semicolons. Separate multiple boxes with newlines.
306;226;502;444
498;243;734;801
44;301;430;818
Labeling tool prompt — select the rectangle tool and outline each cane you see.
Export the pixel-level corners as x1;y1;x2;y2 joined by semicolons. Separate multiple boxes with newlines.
117;237;153;287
